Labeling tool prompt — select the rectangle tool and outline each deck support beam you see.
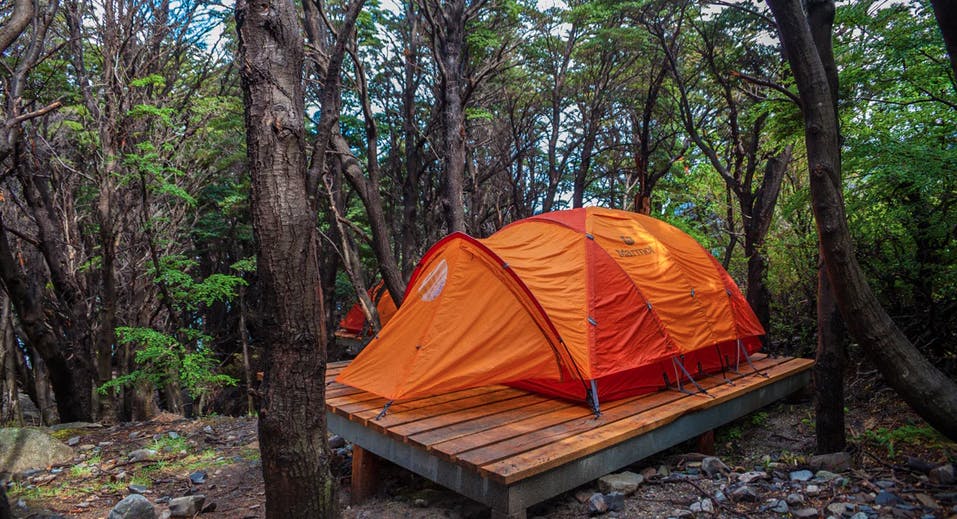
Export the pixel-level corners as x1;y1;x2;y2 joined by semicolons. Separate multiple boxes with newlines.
351;445;381;504
697;429;715;455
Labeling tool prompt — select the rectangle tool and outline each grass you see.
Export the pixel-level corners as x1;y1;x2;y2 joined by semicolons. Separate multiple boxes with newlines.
149;435;190;454
858;424;950;458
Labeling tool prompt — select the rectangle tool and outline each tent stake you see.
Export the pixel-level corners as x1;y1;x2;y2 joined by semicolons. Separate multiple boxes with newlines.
375;400;393;420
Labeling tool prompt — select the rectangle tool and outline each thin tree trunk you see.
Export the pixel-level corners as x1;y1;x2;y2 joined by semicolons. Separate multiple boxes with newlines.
437;0;467;233
239;292;254;416
930;0;957;81
0;297;21;425
806;0;847;453
768;0;957;440
236;0;338;516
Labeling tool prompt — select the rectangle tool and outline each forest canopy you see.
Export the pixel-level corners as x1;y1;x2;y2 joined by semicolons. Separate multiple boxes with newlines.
0;0;953;450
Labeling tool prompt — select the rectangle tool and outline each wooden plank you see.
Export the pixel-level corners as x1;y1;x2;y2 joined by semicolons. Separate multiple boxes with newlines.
358;389;531;438
436;355;790;468
390;393;549;438
409;398;579;449
337;387;510;418
482;357;813;483
449;376;724;468
350;445;380;505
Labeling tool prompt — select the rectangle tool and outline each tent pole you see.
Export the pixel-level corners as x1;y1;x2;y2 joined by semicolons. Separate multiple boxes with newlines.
587;380;601;419
671;356;713;398
737;339;769;378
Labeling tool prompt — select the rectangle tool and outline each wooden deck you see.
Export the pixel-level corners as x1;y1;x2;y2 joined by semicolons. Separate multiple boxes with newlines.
325;354;814;518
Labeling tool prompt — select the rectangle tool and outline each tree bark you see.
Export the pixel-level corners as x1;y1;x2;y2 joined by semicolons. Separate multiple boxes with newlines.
433;0;468;233
931;0;957;81
236;0;337;517
768;0;957;441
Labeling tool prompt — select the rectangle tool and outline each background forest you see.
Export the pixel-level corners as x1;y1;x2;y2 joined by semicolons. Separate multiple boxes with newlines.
0;0;954;446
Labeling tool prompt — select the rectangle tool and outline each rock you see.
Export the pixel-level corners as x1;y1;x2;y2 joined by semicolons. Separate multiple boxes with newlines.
875;492;900;505
815;470;841;482
574;489;593;503
731;486;758;502
875;480;895;489
806;484;821;496
78;444;96;452
827;502;852;515
604;492;624;512
168;495;205;517
929;464;955;485
849;513;867;519
587;493;607;515
787;493;805;505
412;498;428;508
0;428;75;474
691;498;715;514
906;456;938;474
738;471;769;484
657;465;670;477
640;467;657;480
809;452;852;472
67;436;80;447
790;470;814;482
167;432;179;440
128;449;157;463
188;471;206;485
128;484;148;494
701;457;730;477
914;493;939;510
328;435;346;449
771;500;789;514
672;509;693;518
202;426;214;435
158;511;171;519
792;508;819;518
713;490;727;503
597;472;643;495
108;494;156;519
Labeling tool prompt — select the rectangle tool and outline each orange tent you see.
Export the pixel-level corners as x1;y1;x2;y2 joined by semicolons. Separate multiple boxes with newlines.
336;207;764;409
336;281;397;337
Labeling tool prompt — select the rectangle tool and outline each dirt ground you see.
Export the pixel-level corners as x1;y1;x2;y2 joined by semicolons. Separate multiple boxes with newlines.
5;367;957;518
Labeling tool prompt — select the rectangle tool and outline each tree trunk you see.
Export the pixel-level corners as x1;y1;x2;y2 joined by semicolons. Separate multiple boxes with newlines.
744;146;791;345
438;0;467;233
768;0;957;440
0;223;93;422
0;297;21;425
806;0;847;453
236;0;338;516
930;0;957;81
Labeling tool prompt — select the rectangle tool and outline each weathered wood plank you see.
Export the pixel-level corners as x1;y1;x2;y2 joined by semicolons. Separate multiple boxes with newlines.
482;358;813;483
390;393;549;439
407;398;577;449
437;355;790;468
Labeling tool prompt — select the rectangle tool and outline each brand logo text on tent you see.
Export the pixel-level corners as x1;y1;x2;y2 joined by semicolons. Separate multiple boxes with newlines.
616;246;654;258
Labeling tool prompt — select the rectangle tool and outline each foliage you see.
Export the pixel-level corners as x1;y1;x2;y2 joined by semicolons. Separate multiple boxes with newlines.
858;424;949;458
99;326;237;402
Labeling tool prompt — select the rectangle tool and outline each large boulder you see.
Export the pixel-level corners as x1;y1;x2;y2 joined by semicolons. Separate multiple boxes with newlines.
0;428;74;475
